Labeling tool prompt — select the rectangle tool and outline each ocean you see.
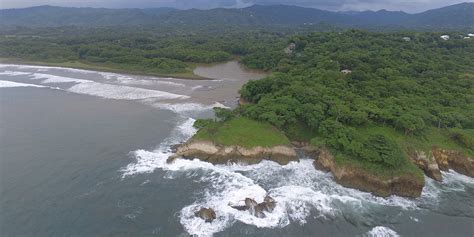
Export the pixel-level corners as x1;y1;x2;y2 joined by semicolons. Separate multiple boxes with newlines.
0;63;473;236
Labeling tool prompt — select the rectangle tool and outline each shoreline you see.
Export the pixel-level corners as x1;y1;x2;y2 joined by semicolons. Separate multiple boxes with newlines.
0;58;214;80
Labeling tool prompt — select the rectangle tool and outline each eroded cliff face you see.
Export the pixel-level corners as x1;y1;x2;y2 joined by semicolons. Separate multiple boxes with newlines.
432;147;474;177
168;140;298;165
313;148;424;198
169;140;473;198
409;150;443;181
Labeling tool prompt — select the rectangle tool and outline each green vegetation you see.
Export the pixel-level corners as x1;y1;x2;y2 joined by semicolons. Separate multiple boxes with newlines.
238;30;473;175
193;117;291;148
0;27;284;77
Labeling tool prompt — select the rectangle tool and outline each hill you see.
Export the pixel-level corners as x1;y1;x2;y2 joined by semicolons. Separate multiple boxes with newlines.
1;3;473;30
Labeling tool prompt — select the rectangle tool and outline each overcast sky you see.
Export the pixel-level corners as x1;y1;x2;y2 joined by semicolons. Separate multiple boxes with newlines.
0;0;472;13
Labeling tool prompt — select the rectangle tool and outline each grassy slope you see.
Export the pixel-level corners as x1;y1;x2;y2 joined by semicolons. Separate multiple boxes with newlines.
0;58;207;80
193;117;291;148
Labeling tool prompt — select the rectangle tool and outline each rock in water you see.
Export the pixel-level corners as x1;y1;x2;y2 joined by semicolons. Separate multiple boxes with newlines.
263;196;276;212
230;197;277;218
254;203;267;218
244;198;265;217
244;198;258;210
195;208;216;223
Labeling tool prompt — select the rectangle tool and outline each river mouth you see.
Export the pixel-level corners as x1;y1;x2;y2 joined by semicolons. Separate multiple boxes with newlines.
1;63;473;237
193;61;268;81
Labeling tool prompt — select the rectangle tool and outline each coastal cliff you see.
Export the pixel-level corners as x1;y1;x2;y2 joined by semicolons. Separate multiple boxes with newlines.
408;148;474;182
313;148;424;198
409;150;443;181
169;140;298;165
432;148;474;177
169;114;473;198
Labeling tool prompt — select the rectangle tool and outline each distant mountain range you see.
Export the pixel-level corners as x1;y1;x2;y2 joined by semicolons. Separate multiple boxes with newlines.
1;3;473;30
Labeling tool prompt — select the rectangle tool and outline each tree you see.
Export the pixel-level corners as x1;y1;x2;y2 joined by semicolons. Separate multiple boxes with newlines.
395;114;425;135
359;134;404;168
214;107;234;122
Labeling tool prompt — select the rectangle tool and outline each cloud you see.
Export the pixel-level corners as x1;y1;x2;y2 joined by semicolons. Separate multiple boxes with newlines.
0;0;472;12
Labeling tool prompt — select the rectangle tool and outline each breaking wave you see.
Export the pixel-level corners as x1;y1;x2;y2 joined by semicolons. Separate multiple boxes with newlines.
100;72;186;87
364;226;399;237
27;73;189;100
0;65;224;115
0;63;96;74
0;80;55;89
121;118;468;236
121;118;197;176
0;71;32;76
120;115;474;236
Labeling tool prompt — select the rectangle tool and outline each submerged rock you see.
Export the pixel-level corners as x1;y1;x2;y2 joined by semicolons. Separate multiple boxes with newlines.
169;144;181;153
173;140;298;165
313;148;424;198
432;147;474;177
195;208;216;223
410;150;443;181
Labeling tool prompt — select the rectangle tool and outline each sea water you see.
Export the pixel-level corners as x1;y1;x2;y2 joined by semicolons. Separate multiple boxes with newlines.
1;63;473;236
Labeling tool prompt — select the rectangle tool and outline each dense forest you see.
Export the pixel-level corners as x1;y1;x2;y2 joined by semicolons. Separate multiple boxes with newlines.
236;30;474;172
0;27;286;76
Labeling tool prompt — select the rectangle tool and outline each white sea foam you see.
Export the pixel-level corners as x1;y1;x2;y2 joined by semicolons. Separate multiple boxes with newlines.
191;85;207;91
442;170;474;185
2;66;220;115
26;72;190;101
121;118;197;176
150;102;228;113
123;135;421;237
364;226;399;237
120;119;474;236
0;63;97;74
68;82;188;100
30;73;90;84
0;80;50;88
0;71;31;76
100;72;186;87
418;170;474;207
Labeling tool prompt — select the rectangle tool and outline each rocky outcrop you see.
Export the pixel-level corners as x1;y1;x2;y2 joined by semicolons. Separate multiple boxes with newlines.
313;148;424;198
432;147;474;177
230;196;276;218
195;208;216;223
168;140;298;165
409;150;443;181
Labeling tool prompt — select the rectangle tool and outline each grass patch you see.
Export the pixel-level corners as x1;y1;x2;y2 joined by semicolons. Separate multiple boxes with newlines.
193;117;291;148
